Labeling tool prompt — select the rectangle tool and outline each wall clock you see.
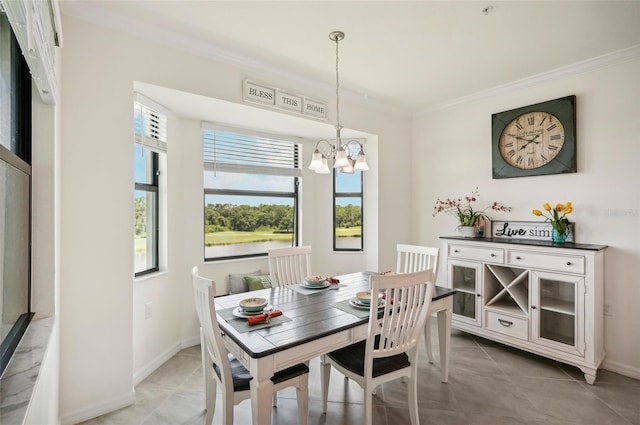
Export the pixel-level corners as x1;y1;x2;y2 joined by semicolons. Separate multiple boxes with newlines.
492;95;576;178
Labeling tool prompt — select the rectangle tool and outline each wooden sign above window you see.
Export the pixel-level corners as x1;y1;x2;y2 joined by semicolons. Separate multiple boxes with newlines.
243;80;327;120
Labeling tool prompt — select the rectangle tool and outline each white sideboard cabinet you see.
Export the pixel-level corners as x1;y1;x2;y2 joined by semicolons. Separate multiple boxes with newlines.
441;236;607;384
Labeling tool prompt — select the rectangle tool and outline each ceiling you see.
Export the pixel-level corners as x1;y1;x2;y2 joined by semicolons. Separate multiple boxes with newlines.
62;1;640;116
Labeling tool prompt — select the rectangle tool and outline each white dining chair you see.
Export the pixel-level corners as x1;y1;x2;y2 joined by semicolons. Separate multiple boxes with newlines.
396;243;439;364
321;270;435;425
192;267;309;425
267;245;312;287
396;243;439;276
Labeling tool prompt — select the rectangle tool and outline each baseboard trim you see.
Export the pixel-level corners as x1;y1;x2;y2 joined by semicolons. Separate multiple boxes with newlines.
602;358;640;380
60;390;135;425
133;341;183;386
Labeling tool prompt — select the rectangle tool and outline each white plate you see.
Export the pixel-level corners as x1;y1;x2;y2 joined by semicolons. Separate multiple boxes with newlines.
301;281;330;289
232;305;273;319
349;298;384;310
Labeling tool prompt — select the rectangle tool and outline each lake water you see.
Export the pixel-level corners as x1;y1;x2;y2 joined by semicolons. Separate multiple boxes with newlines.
205;240;291;258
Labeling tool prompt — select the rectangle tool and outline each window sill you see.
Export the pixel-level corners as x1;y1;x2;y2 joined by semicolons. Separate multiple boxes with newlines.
134;270;168;283
0;317;55;425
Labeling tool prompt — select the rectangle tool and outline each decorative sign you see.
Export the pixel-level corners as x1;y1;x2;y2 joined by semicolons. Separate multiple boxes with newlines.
303;98;327;119
244;81;275;106
276;91;303;113
491;221;574;242
243;80;327;120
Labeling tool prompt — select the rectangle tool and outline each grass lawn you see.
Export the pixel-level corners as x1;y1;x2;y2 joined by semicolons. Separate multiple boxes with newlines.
134;237;146;253
336;227;361;238
205;231;292;246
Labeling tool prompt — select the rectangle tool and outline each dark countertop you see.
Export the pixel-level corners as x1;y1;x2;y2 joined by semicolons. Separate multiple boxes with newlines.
440;236;608;251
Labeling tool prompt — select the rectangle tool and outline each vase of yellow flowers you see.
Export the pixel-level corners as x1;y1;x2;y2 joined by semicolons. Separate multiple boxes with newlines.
433;188;512;237
532;202;573;244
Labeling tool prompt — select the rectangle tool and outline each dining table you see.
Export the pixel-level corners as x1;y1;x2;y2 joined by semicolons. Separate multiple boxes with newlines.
213;271;456;425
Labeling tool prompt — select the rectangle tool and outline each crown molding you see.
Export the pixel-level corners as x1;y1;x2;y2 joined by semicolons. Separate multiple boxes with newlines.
415;44;640;117
61;2;411;119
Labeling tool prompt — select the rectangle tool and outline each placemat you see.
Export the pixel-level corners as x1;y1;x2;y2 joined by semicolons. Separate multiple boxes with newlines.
217;307;291;333
331;298;378;318
288;283;346;295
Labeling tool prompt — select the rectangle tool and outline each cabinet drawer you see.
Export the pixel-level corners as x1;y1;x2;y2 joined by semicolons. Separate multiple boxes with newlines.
449;244;504;263
485;310;528;341
507;250;584;274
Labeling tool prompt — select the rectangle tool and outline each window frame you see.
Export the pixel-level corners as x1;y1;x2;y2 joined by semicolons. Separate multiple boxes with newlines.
134;148;160;277
333;165;364;252
203;178;300;261
133;96;166;278
202;124;302;262
0;11;33;379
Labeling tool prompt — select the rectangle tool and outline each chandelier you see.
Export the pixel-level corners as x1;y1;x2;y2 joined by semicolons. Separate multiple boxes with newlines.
308;31;370;175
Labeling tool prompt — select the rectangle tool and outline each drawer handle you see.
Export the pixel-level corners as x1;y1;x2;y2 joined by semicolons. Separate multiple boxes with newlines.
498;319;513;327
454;249;459;253
566;261;572;266
516;256;522;260
531;306;537;310
476;293;481;297
490;253;496;257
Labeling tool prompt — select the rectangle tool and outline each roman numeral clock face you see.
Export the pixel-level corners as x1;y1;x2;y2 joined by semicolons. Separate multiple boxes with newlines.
492;95;576;178
498;112;565;169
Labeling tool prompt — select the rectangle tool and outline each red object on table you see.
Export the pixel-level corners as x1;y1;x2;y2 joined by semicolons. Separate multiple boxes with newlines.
247;310;283;325
329;277;340;284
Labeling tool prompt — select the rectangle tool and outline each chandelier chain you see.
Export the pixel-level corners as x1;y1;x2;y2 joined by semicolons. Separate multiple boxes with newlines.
335;34;340;130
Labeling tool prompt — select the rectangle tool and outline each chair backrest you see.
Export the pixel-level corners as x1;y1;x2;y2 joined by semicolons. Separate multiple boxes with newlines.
267;245;312;287
191;267;234;394
396;243;439;279
367;270;435;363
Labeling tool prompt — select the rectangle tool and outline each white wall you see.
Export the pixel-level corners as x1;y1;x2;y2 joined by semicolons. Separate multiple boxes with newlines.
411;52;640;377
58;14;409;423
25;50;61;425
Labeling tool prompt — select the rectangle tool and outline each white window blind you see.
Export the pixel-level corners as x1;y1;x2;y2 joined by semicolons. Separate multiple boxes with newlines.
202;123;302;177
134;100;167;153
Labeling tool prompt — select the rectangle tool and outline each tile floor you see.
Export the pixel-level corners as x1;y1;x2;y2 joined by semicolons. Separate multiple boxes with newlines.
79;326;639;425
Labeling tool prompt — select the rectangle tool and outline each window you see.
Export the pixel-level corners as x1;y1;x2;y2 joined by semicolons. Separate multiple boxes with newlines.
133;100;166;276
203;124;302;261
334;144;364;251
0;10;33;378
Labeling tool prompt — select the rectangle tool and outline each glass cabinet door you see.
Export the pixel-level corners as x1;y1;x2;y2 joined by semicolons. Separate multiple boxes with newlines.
449;260;482;326
531;271;584;356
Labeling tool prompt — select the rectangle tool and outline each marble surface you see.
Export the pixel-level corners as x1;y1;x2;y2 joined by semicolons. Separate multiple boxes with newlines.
0;317;54;425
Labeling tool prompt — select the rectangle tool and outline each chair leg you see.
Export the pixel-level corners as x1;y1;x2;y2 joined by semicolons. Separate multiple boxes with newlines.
222;392;234;425
201;328;216;425
320;355;331;413
296;377;309;425
408;373;420;425
425;316;434;364
364;386;373;425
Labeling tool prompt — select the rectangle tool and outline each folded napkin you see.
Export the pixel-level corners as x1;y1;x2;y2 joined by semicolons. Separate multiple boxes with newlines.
247;310;283;326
